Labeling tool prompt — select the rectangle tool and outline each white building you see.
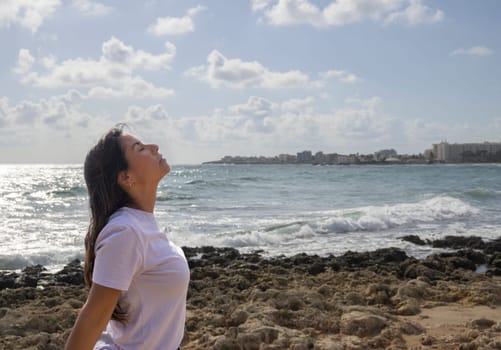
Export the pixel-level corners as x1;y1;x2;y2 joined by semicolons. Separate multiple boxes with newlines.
433;142;501;162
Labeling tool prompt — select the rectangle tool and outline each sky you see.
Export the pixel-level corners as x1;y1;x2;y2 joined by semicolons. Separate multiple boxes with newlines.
0;0;500;164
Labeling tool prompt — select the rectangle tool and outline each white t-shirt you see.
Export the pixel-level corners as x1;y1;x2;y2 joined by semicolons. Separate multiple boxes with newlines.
93;207;190;350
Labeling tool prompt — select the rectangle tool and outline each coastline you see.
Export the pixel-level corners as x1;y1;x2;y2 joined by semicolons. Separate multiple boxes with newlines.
1;235;500;349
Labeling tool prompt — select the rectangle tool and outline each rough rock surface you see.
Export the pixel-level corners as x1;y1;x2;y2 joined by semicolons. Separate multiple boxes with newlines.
0;235;500;349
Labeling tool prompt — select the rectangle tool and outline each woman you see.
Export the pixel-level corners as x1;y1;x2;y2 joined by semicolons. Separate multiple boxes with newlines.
65;126;190;350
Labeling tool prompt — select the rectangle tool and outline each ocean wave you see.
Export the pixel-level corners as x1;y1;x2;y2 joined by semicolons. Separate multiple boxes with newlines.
463;188;500;200
0;251;84;271
317;196;478;234
218;196;479;248
237;176;268;182
50;186;87;198
185;179;206;185
157;193;196;201
184;179;239;187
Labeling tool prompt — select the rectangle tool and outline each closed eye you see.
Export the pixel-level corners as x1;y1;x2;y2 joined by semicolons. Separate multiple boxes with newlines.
132;141;145;151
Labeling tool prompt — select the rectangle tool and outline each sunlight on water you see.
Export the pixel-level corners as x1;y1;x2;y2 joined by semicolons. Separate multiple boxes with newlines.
1;163;500;270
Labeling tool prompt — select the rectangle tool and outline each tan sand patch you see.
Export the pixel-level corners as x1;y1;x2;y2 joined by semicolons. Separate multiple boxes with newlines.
402;304;501;347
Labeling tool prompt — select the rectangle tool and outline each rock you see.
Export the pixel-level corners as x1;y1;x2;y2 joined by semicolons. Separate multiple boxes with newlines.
0;272;18;290
395;280;430;300
459;343;477;350
365;283;393;305
487;340;501;349
213;336;241;350
431;236;485;250
491;258;501;269
400;235;427;246
2;242;501;350
395;298;421;315
253;327;279;344
340;310;388;337
227;309;249;327
421;334;436;345
344;292;365;306
308;262;326;275
54;259;84;285
399;320;424;335
484;237;501;254
401;262;445;281
469;318;496;330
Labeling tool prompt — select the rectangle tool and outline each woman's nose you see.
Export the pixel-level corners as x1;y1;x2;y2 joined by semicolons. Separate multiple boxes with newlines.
149;144;159;153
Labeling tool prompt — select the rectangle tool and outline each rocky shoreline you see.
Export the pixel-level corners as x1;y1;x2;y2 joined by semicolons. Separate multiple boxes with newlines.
1;235;500;349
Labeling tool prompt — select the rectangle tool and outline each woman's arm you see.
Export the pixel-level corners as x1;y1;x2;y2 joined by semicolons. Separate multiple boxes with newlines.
64;283;121;350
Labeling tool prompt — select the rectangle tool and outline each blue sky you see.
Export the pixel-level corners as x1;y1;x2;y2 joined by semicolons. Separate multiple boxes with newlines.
0;0;499;164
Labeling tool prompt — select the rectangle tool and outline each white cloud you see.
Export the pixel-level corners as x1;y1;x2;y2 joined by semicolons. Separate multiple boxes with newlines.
14;37;176;99
0;0;61;32
125;104;169;126
252;0;443;28
13;49;35;74
321;70;362;84
156;95;463;160
148;5;206;36
384;0;443;25
88;77;175;99
281;96;315;113
0;90;89;129
185;50;312;89
228;96;278;119
72;0;112;16
450;46;493;57
251;0;273;12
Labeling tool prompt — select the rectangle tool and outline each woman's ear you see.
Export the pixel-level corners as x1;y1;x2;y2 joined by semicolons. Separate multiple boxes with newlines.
117;170;131;189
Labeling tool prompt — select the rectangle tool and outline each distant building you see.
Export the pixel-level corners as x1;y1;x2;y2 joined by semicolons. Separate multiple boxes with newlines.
337;154;357;164
433;142;501;162
297;150;313;163
423;149;433;161
278;154;296;163
375;149;397;161
314;151;325;164
325;153;339;164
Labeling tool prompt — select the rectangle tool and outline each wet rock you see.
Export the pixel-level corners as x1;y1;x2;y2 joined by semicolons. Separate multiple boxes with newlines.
0;272;18;290
484;237;501;254
17;265;46;288
400;262;445;281
54;259;84;285
308;262;326;275
431;236;485;250
336;248;408;271
491;258;501;269
400;235;427;246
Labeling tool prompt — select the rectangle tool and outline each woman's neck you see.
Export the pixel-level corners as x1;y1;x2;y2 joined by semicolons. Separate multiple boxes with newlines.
127;185;157;213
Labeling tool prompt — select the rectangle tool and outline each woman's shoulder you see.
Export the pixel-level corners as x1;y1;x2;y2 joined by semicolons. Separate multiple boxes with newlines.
97;208;144;243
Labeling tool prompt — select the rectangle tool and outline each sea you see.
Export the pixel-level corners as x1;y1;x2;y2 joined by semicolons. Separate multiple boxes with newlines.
1;163;500;271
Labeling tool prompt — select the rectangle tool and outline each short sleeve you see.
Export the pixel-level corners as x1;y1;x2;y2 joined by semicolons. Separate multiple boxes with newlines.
92;224;144;291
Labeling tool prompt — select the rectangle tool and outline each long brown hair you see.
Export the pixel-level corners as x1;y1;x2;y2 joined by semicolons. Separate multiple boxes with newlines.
83;125;130;323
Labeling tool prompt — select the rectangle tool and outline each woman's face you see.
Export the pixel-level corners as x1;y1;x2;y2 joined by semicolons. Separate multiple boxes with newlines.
120;134;170;186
